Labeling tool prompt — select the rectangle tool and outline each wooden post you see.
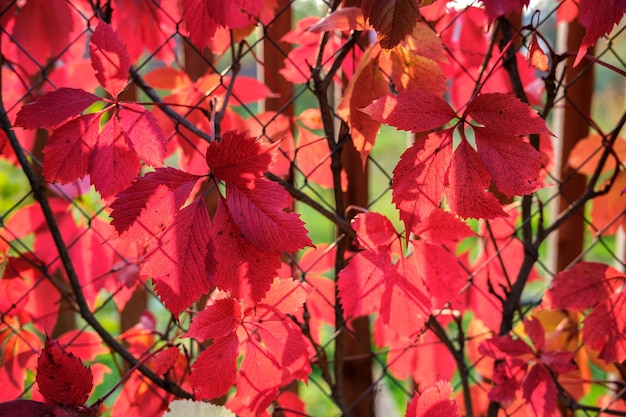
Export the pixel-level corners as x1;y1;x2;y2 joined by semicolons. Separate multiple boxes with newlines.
556;21;594;271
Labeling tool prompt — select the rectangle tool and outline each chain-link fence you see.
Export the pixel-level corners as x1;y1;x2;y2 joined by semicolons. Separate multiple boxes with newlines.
1;0;625;416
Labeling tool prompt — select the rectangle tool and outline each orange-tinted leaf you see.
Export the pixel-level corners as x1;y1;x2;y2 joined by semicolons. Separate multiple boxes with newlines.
308;7;369;32
568;135;626;175
338;43;389;166
386;46;446;95
590;170;626;235
36;338;93;406
363;0;421;49
528;34;549;71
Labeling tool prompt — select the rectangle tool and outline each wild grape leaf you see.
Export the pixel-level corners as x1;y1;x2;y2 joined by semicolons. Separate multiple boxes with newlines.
474;127;543;197
364;90;456;133
42;114;100;184
362;0;421;49
466;93;552;137
481;0;530;22
412;240;465;307
89;19;131;98
338;249;393;320
187;298;242;341
444;139;506;219
226;179;312;253
546;262;624;310
0;327;41;401
257;277;308;316
308;7;369;32
403;21;447;63
488;358;526;403
413;208;475;245
212;200;282;304
522;364;557;417
118;103;167;167
110;167;201;241
392;130;453;233
540;350;577;374
36;338;93;406
351;212;398;253
568;135;626;176
180;0;262;50
523;316;546;351
189;334;239;400
590;171;626;235
582;292;626;362
386;45;447;96
206;131;278;185
15;88;100;129
479;335;533;359
575;0;626;66
405;380;459;417
0;400;53;417
89;116;141;198
380;256;431;338
143;198;216;316
337;43;389;166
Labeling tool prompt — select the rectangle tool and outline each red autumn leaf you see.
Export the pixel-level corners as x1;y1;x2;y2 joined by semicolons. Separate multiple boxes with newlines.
524;316;546;351
89;19;131;98
488;358;526;403
362;0;421;49
337;43;389;166
15;88;100;129
405;380;459;417
380;257;431;338
118;103;167;167
206;131;278;184
143;198;216;316
89;116;141;198
413;208;475;245
444;139;506;219
36;337;93;406
540;351;577;374
109;167;202;241
474;127;543;197
338;249;393;319
186;298;242;341
0;400;52;417
546;262;624;310
582;292;626;362
226;180;312;253
575;0;626;66
351;212;398;253
150;347;180;375
42;113;100;184
392;130;453;233
466;93;552;137
212;200;282;304
479;335;533;359
257;277;308;316
190;334;239;400
402;21;447;64
522;364;558;417
412;240;465;307
481;0;530;22
364;90;456;133
180;0;262;50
